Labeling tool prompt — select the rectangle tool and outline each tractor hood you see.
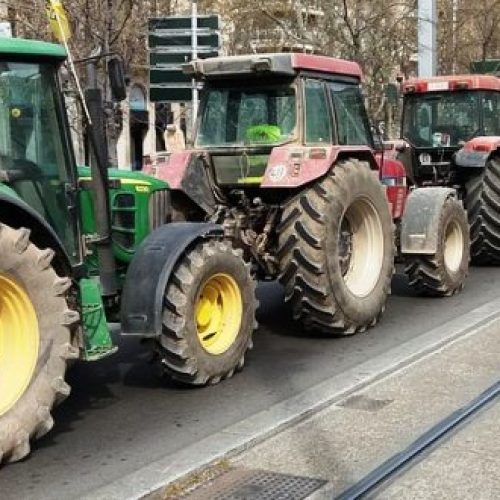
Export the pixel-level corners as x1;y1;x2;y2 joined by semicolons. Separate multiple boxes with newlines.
77;166;170;269
77;166;169;190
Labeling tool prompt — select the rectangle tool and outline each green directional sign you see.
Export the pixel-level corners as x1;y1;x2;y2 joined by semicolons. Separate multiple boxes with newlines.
150;86;193;102
149;16;220;31
149;14;221;102
150;52;218;66
150;69;194;84
470;60;500;75
149;33;220;51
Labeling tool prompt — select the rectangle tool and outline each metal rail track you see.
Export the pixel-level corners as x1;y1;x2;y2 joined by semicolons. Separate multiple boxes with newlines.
335;380;500;500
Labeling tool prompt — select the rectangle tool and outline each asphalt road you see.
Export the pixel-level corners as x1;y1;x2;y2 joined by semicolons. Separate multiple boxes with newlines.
2;268;500;499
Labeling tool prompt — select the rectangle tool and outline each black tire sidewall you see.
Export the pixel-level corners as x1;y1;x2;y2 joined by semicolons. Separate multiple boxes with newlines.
324;166;394;324
0;224;71;462
174;247;255;377
0;242;66;419
465;157;500;264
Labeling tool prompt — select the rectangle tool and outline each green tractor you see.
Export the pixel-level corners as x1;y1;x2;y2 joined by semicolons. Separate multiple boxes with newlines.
0;38;257;464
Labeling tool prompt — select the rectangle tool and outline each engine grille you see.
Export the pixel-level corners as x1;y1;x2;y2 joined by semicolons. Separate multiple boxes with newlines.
112;193;136;250
149;188;170;230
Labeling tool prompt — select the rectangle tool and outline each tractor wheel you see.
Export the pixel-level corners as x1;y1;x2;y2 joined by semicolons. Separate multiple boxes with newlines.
466;156;500;264
277;159;394;335
405;197;469;296
0;224;78;464
155;239;258;385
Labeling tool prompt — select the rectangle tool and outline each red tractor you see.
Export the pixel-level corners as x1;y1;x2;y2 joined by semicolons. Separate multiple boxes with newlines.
145;54;469;383
399;75;500;264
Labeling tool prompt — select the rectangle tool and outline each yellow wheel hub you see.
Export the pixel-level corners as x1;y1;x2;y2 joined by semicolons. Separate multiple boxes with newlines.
195;273;242;355
0;274;39;416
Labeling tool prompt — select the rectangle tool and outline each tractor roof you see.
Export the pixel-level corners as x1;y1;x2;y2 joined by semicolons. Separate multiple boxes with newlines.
403;74;500;94
183;53;362;80
0;38;66;61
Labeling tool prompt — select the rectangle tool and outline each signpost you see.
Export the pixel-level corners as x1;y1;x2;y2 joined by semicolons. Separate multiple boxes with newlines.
148;11;221;103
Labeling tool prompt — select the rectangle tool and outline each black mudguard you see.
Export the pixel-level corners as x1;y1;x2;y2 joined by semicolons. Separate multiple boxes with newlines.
0;193;72;275
120;222;222;337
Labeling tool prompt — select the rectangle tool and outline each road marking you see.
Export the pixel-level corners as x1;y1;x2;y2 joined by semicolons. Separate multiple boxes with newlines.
83;297;500;500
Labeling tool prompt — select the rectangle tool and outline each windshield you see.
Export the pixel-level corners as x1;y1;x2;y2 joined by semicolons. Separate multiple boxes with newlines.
0;61;78;260
403;91;480;148
196;84;297;147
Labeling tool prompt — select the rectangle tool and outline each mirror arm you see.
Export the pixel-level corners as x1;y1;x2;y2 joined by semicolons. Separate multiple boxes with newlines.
74;51;123;65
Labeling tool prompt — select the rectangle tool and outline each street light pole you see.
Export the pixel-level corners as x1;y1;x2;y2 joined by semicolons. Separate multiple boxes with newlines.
452;0;458;74
418;0;437;77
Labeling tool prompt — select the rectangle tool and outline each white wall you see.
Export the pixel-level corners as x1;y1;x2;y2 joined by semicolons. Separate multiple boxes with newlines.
115;85;157;170
116;99;131;169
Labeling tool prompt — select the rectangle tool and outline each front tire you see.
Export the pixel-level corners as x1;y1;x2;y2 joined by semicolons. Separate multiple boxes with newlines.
155;239;258;385
277;159;394;335
0;224;78;464
466;156;500;264
405;197;469;296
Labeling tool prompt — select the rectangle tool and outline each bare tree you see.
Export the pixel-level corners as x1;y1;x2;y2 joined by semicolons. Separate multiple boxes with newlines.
201;0;417;118
437;0;500;74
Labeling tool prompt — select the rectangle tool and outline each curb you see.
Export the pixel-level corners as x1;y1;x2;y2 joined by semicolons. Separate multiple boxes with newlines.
83;298;500;500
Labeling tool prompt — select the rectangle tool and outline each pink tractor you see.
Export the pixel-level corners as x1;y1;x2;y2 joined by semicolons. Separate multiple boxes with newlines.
145;53;469;382
399;75;500;264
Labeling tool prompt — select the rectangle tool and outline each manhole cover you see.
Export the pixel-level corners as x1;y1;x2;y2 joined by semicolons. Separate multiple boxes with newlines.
175;467;327;500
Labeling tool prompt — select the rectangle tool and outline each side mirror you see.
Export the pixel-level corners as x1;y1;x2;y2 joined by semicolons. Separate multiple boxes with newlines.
373;134;384;152
108;57;127;102
371;124;385;152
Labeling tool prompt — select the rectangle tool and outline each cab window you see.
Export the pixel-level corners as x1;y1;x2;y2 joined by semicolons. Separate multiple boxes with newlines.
482;92;500;136
0;61;78;259
304;79;331;144
329;82;372;146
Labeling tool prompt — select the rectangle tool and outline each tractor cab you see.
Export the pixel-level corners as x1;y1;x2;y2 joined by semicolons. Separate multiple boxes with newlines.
183;53;375;191
0;41;80;263
196;79;297;185
401;75;500;184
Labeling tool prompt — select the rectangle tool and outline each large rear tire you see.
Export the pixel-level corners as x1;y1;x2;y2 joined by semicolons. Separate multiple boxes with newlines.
277;159;394;335
0;224;78;464
466;156;500;264
155;239;258;385
405;197;469;296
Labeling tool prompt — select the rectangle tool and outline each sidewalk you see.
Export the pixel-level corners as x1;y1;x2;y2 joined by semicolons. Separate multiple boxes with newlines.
164;319;500;499
379;400;500;499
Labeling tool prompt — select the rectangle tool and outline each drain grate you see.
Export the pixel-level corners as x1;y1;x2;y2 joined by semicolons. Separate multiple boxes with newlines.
176;467;327;500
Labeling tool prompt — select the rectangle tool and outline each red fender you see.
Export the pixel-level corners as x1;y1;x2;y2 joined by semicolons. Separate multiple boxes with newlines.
379;157;408;219
461;136;500;153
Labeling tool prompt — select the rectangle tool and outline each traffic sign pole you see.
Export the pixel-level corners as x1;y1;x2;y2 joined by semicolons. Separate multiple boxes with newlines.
191;0;198;130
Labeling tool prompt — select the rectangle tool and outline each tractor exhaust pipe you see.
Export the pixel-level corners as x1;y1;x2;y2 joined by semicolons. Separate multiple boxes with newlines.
84;86;118;296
